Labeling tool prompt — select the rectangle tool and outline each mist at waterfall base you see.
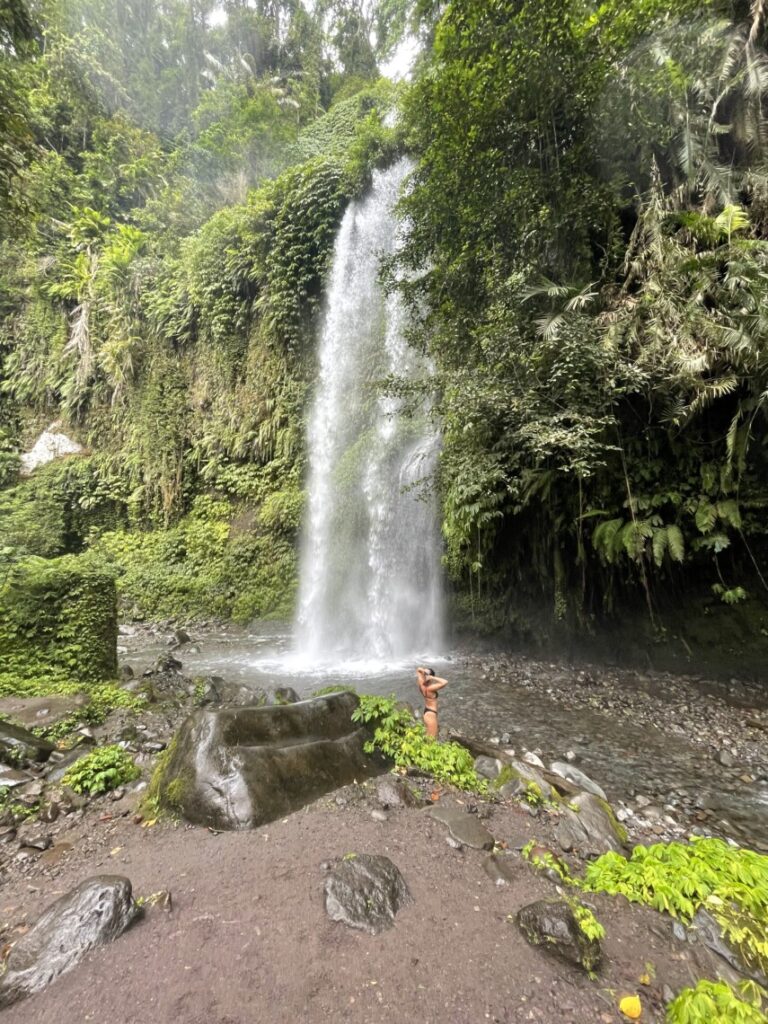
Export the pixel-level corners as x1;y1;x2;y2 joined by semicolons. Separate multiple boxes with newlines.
256;156;445;678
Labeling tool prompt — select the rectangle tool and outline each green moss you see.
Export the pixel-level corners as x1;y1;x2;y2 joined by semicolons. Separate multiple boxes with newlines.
144;734;190;818
595;796;629;845
0;554;117;686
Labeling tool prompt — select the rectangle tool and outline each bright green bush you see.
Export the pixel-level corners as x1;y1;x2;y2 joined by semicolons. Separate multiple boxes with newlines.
666;979;767;1024
584;838;768;975
62;744;141;795
351;694;486;793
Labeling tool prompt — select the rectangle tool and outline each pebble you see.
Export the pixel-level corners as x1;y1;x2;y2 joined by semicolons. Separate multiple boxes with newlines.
370;810;388;823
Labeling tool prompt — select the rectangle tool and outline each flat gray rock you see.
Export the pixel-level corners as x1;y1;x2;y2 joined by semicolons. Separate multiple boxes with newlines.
0;875;138;1007
0;766;35;788
375;775;422;809
428;802;495;850
0;695;87;731
474;755;503;780
549;762;607;801
324;854;410;934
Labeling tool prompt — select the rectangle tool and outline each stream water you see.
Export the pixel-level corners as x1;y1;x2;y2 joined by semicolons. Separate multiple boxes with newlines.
120;623;768;851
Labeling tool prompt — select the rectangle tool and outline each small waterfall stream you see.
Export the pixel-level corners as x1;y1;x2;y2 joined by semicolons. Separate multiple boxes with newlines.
295;157;443;662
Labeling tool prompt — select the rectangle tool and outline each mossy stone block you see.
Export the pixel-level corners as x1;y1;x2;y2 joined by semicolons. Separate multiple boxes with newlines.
0;556;117;685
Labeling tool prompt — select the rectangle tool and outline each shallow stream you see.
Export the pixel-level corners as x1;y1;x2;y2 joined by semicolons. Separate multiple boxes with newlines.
120;623;768;851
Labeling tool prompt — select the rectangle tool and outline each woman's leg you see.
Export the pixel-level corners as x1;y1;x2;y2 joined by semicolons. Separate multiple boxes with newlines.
424;710;438;739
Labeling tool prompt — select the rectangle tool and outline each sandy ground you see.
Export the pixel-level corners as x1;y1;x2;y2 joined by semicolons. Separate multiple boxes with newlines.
0;784;722;1024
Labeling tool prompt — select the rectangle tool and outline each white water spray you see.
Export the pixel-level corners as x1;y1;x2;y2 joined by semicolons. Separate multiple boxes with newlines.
295;157;443;663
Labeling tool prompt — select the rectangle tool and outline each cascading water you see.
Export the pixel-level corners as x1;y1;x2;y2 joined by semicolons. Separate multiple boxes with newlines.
295;157;443;663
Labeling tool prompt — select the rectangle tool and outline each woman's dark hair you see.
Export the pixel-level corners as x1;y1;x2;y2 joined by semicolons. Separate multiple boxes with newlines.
425;667;435;676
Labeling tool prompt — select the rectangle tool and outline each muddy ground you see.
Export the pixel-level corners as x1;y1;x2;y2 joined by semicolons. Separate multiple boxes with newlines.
0;776;735;1024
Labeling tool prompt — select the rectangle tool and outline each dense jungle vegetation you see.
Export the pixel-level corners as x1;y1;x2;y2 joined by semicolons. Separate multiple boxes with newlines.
3;0;768;659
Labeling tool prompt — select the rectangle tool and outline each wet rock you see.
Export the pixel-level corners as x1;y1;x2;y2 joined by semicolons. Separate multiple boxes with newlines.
474;755;503;780
174;628;191;646
154;692;379;829
688;908;768;985
0;875;138;1007
427;802;495;850
118;665;134;682
517;899;602;972
549;762;607;801
496;761;555;801
445;835;463;851
272;687;300;705
156;652;182;673
522;751;545;769
0;722;55;765
716;748;736;768
556;792;627;857
16;778;44;805
497;776;527;799
197;678;270;707
324;854;410;935
0;766;34;789
375;775;421;809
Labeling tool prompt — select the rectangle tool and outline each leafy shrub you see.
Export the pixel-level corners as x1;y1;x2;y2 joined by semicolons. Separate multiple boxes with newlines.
62;744;140;795
583;838;768;975
351;694;486;793
570;901;605;943
666;979;767;1024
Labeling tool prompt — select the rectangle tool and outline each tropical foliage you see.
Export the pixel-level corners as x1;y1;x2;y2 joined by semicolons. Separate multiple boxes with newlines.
397;0;768;636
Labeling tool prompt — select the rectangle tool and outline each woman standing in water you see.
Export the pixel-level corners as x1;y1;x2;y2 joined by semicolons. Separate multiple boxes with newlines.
417;666;447;739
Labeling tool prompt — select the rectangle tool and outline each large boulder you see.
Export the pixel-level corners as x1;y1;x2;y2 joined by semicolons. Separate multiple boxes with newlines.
153;691;379;829
556;791;628;857
324;854;411;934
0;875;138;1007
0;721;55;765
517;899;602;973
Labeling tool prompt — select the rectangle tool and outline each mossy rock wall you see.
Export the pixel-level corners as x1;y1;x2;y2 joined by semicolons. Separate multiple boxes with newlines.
0;555;118;685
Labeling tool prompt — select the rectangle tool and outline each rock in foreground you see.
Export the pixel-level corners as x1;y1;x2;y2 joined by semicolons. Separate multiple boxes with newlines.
517;899;602;973
324;854;411;934
556;792;628;857
0;721;55;765
154;692;378;829
0;875;138;1007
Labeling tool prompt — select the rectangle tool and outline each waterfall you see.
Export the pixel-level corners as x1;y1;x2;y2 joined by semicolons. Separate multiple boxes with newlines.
295;157;443;663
